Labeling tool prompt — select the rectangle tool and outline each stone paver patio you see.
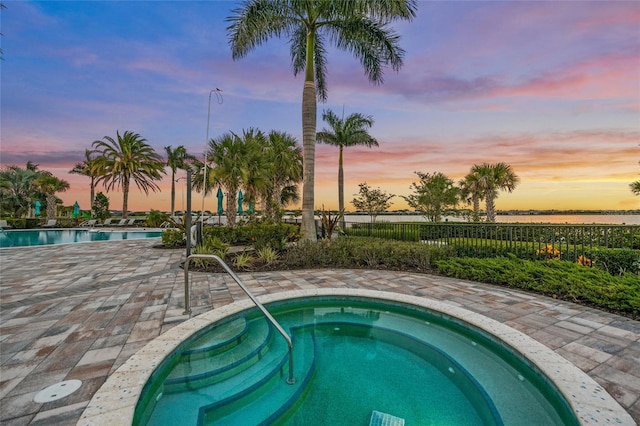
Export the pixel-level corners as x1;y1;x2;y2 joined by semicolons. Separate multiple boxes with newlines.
1;238;638;425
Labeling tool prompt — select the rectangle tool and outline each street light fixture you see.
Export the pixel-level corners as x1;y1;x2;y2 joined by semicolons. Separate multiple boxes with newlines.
175;177;186;212
201;88;223;220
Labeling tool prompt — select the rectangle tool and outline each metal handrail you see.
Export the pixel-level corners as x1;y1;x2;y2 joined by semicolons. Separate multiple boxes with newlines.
183;254;295;385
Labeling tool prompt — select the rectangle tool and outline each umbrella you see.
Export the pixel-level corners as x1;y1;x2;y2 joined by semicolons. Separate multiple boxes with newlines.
72;201;80;218
237;190;243;215
248;201;254;215
216;188;224;216
34;200;41;217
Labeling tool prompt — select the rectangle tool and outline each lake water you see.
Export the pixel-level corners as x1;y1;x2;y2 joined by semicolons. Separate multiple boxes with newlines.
340;214;640;225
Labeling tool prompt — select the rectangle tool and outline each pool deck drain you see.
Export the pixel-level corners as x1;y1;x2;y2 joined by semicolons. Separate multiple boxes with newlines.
0;239;638;425
33;380;82;403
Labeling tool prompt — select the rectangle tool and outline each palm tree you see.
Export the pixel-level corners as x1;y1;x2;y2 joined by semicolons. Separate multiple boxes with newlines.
69;149;99;215
227;0;417;240
317;109;378;225
91;131;165;218
263;130;303;221
35;174;70;220
459;171;485;222
165;145;195;216
472;162;520;222
0;162;45;217
239;129;270;217
189;157;212;201
207;132;253;227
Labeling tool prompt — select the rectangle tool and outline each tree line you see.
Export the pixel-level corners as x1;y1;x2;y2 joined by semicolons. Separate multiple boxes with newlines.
351;162;520;223
0;129;303;223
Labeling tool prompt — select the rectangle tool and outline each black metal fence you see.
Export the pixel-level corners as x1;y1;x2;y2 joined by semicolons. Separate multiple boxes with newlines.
343;222;640;268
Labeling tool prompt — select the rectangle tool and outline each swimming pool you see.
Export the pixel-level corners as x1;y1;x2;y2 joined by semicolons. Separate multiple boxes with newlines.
80;289;633;425
0;229;162;248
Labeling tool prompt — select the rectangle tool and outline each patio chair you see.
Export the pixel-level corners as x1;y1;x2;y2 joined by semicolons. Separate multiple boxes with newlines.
96;218;115;227
42;219;57;228
125;218;137;227
79;219;97;227
114;219;128;227
0;220;13;229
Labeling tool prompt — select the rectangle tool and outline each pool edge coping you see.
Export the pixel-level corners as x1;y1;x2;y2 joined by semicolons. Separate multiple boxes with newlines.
76;288;634;426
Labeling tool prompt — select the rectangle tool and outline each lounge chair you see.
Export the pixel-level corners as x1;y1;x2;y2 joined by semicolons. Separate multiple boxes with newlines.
114;219;128;227
96;218;115;227
79;219;97;227
125;218;137;227
42;220;57;228
0;220;13;229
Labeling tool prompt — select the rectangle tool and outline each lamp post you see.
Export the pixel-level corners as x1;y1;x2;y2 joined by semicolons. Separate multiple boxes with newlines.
175;177;186;212
201;88;223;220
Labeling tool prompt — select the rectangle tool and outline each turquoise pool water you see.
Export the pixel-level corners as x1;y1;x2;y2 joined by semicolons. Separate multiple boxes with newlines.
0;229;162;248
135;297;578;425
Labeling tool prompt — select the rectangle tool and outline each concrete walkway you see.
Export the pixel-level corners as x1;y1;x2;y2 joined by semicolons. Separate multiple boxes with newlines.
1;239;638;425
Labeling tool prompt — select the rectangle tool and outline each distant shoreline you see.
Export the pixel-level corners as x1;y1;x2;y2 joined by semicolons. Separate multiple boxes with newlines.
343;210;640;216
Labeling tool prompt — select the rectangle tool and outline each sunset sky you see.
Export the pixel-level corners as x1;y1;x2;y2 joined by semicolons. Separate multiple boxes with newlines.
2;1;639;213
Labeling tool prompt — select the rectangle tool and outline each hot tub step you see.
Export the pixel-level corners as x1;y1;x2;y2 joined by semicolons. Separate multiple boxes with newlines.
181;317;249;359
199;332;316;425
164;318;273;392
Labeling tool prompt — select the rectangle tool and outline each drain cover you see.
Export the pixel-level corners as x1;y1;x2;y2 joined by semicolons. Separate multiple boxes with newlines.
370;410;405;426
34;380;82;403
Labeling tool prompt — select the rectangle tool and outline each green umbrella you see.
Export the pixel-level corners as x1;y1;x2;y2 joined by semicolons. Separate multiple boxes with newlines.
237;190;243;215
216;188;224;215
72;201;80;218
34;200;41;216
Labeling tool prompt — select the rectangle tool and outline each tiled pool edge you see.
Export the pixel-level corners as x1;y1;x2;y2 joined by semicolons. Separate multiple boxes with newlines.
77;288;635;425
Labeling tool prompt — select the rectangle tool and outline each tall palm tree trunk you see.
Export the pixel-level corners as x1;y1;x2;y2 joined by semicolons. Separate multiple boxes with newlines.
271;185;283;221
226;191;238;227
122;179;130;219
338;146;344;213
472;196;480;222
170;170;176;216
90;178;95;215
46;194;56;220
301;80;317;241
485;192;496;222
338;146;345;230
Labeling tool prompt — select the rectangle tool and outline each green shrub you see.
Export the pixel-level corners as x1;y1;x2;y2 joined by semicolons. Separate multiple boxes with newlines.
5;218;24;228
191;237;229;268
233;252;254;269
203;222;300;250
202;236;229;257
280;240;333;268
280;237;455;271
257;246;279;264
162;229;184;247
146;209;167;227
203;226;237;244
435;256;640;318
584;248;640;276
246;222;300;250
